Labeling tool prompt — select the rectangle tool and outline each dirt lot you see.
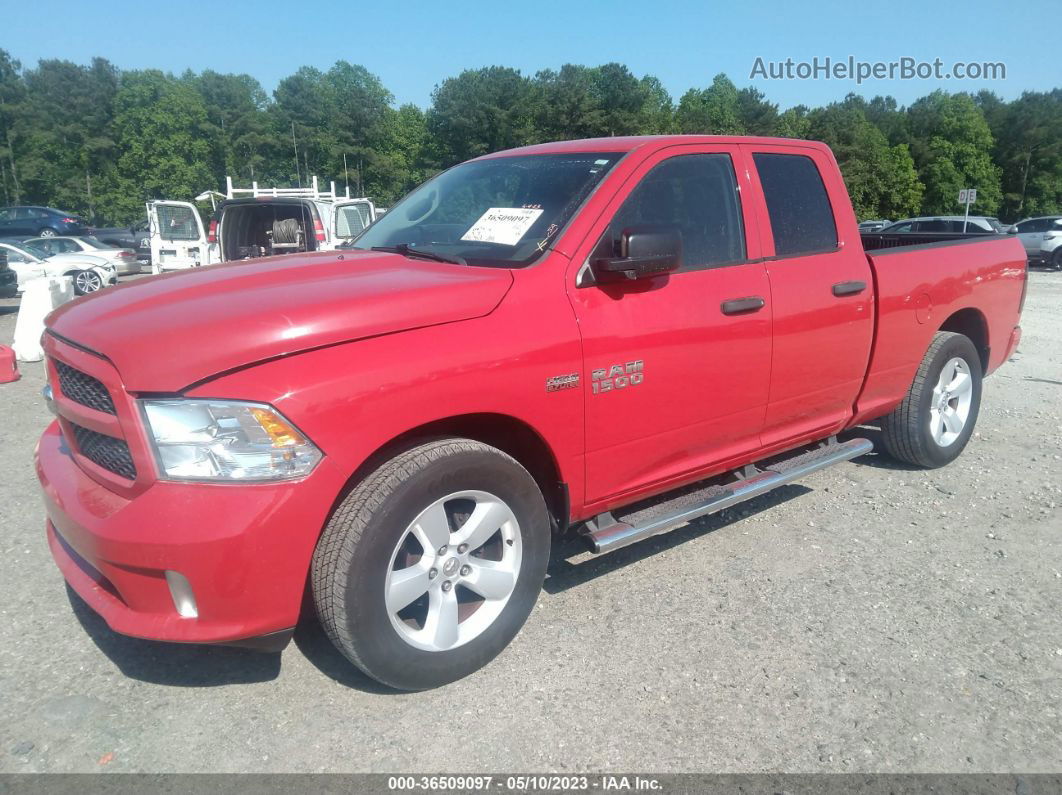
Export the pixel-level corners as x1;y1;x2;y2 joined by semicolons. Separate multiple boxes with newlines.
0;270;1059;774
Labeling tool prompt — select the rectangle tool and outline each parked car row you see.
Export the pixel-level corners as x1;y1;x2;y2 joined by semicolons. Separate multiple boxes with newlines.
0;239;119;297
858;214;1062;270
879;215;1004;234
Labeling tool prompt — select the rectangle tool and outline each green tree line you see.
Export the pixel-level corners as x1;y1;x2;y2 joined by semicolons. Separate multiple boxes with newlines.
1;50;1059;225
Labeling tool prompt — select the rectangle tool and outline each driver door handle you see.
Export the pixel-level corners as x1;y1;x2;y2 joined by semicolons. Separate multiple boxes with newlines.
720;296;766;315
832;280;867;296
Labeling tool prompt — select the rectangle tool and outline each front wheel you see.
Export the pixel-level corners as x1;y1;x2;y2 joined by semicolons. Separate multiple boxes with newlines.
880;331;983;468
1051;248;1062;272
311;438;550;690
71;270;104;295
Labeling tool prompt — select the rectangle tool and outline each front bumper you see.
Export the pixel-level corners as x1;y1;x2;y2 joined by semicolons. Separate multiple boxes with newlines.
37;420;346;646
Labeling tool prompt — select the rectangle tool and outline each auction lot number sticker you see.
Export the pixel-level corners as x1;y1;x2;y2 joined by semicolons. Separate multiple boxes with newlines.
461;208;544;246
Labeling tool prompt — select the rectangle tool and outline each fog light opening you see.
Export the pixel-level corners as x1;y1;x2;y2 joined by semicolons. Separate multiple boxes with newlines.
165;571;198;618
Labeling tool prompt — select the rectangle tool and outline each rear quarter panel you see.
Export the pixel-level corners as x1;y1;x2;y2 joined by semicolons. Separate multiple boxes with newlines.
852;235;1026;425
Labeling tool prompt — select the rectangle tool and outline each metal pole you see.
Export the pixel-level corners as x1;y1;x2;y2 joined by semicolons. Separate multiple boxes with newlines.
343;152;350;194
963;197;970;233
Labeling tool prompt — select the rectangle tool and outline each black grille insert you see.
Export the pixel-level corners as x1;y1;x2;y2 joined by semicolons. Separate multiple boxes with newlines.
54;360;116;415
71;424;136;480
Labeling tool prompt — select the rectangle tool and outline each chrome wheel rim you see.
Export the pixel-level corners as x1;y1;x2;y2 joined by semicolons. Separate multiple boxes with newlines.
384;490;522;652
75;271;102;292
930;356;973;447
37;228;57;237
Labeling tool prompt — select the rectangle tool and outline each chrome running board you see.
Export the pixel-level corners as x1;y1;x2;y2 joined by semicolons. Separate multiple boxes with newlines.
583;437;873;555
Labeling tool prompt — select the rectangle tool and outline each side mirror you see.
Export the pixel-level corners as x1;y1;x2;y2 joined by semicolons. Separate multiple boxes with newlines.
1006;225;1017;234
593;226;682;282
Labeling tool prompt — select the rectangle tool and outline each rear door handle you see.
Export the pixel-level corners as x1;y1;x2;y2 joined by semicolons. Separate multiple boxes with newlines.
720;296;766;315
832;280;867;296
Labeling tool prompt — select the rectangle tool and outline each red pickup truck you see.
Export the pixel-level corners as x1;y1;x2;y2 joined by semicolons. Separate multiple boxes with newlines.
36;136;1026;689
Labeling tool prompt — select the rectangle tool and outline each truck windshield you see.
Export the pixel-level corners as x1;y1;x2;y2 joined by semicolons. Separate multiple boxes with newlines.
349;153;623;267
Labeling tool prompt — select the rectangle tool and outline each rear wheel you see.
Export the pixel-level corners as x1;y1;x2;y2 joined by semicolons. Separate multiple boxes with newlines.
37;227;57;237
1052;248;1062;271
71;270;103;295
311;438;550;690
880;331;982;468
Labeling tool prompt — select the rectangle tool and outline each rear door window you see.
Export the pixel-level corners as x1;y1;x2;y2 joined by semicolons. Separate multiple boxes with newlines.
336;204;372;239
753;153;838;257
157;205;201;240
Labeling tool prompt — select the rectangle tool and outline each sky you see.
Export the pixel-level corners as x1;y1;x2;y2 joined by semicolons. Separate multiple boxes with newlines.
1;0;1058;110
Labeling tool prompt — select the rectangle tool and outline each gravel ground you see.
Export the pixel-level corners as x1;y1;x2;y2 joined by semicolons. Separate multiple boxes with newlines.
0;270;1059;774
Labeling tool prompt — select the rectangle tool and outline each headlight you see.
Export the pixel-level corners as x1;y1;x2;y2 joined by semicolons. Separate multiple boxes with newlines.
140;399;322;481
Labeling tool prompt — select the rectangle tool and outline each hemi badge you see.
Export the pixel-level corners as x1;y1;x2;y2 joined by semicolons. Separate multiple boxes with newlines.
545;373;580;392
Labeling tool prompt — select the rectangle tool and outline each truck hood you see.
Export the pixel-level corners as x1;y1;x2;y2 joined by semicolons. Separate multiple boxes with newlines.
47;250;514;391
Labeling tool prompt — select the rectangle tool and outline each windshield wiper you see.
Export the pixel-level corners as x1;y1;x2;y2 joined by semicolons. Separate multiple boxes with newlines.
370;243;465;265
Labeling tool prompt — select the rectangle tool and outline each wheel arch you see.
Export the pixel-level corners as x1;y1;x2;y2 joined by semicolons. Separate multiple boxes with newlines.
338;413;570;535
938;307;989;371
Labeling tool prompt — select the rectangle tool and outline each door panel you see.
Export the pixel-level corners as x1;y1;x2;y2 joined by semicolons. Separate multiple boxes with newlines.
567;145;772;505
743;145;875;448
148;201;207;272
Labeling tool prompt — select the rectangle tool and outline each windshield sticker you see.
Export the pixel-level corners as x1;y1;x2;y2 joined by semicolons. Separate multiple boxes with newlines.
536;223;560;252
461;208;544;246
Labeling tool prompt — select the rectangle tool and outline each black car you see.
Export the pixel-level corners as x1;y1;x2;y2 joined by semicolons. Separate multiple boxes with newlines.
0;247;17;298
92;218;151;263
0;206;89;238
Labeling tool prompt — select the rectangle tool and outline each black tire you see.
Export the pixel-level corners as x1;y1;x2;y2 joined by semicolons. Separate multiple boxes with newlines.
37;227;57;237
1052;248;1062;272
70;270;103;295
311;438;550;690
880;331;983;468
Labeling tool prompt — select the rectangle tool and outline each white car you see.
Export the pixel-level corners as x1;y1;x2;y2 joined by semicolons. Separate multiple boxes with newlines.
0;241;117;294
24;235;141;275
1007;216;1062;270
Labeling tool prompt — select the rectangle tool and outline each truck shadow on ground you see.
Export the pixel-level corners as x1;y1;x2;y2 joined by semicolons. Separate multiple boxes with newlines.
66;585;283;687
291;620;405;694
67;438;897;692
543;484;812;595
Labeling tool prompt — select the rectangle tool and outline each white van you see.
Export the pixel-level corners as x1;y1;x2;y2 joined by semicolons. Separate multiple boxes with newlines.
147;177;378;273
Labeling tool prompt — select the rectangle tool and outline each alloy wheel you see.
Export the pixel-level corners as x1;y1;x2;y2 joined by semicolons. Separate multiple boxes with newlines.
930;356;973;447
75;271;103;293
384;490;522;652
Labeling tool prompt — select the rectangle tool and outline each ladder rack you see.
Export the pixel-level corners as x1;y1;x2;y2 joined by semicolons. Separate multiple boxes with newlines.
224;175;352;202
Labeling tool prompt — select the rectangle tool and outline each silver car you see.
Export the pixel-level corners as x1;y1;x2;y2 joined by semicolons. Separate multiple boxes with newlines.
1007;216;1062;269
23;235;141;275
881;216;1003;234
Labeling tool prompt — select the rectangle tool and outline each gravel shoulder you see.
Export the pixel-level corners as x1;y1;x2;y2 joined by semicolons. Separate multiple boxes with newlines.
0;271;1059;774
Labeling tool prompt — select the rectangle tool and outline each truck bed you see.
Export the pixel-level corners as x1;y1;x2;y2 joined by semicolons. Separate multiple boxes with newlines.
851;234;1027;425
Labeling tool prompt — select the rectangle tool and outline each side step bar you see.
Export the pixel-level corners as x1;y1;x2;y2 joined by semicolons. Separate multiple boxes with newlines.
584;437;873;555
